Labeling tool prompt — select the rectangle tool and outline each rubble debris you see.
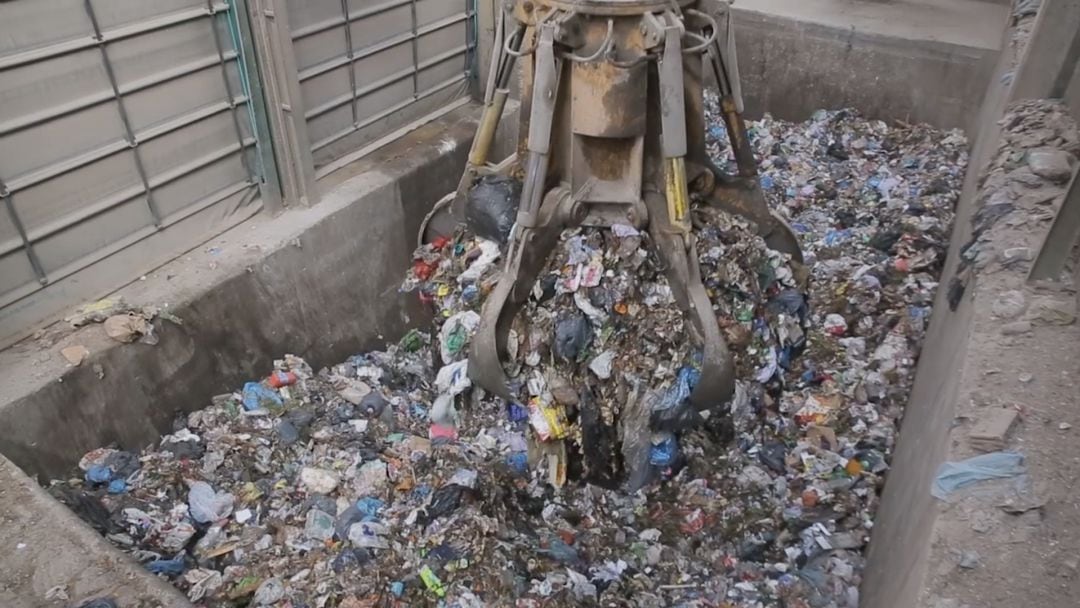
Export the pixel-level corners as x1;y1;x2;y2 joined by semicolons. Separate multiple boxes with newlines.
103;313;155;344
968;407;1020;452
1025;148;1073;183
50;106;966;606
954;99;1079;299
1000;246;1033;263
991;290;1028;319
61;344;90;366
958;550;981;569
65;297;181;346
1001;320;1032;335
1028;295;1077;326
45;585;68;602
65;298;132;327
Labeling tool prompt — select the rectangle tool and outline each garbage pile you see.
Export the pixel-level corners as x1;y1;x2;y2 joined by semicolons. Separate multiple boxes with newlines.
49;105;966;608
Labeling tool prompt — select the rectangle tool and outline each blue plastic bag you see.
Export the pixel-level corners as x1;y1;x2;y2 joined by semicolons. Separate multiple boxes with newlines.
85;464;113;484
507;402;528;422
146;557;186;576
243;381;283;411
507;452;528;475
356;497;385;521
650;367;702;432
931;452;1026;500
650;435;678;467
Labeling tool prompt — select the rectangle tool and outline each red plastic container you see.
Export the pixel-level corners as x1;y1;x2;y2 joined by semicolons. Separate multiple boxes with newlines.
267;371;298;388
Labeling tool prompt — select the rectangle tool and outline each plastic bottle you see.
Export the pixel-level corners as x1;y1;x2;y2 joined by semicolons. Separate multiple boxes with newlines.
267;370;298;388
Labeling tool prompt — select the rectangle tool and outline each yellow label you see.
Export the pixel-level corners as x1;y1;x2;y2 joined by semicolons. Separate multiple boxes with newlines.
665;158;690;228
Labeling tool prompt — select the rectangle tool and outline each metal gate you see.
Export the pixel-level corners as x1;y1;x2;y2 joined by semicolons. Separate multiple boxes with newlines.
0;0;269;345
0;0;478;346
285;0;475;169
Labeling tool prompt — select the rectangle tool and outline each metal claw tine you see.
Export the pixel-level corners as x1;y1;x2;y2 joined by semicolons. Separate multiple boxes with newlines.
468;22;564;401
644;192;735;407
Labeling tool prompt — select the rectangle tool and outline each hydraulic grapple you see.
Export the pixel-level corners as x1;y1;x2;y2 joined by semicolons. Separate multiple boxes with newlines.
453;0;803;409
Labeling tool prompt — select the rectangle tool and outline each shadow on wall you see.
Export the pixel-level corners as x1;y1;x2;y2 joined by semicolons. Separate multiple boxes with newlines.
732;8;1000;134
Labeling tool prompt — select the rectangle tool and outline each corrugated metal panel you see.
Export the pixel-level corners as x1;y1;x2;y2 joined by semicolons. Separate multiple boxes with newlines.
0;0;264;345
287;0;475;168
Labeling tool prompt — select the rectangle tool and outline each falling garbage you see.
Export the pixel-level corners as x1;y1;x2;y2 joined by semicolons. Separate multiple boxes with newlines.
48;105;966;606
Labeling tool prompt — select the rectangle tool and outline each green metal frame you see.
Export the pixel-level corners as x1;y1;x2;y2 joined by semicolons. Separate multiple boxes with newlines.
228;0;284;214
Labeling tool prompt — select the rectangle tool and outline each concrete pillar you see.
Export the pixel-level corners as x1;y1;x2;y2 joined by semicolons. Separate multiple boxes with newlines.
474;0;500;101
1029;167;1080;281
1010;0;1080;103
243;0;318;208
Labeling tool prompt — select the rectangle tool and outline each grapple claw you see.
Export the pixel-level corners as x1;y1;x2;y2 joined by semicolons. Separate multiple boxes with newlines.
685;237;736;407
432;1;801;459
468;189;570;401
644;192;735;408
704;166;804;263
468;255;520;402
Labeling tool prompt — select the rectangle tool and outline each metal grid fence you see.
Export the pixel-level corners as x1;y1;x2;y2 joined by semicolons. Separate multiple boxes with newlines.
0;0;262;315
287;0;476;167
0;0;477;346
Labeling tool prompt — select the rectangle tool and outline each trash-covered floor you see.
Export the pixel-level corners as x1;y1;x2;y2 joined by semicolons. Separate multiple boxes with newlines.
50;104;967;608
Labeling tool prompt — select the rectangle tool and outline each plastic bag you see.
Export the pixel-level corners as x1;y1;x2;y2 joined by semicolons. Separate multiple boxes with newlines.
553;313;592;362
464;175;521;245
435;360;471;397
439;311;481;364
242;382;283;411
651;366;703;432
187;481;235;523
931;452;1026;500
649;434;679;466
458;239;501;284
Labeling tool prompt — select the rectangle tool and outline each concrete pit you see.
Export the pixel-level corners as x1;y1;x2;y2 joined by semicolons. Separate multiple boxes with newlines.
2;1;1078;607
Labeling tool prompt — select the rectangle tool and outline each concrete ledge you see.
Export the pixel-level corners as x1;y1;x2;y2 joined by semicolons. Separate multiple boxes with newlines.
0;453;188;607
734;0;1008;133
860;11;1045;607
916;104;1079;607
0;104;487;481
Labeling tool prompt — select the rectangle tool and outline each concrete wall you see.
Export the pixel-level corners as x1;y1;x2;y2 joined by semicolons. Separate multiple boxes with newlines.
859;5;1051;606
733;0;1007;133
